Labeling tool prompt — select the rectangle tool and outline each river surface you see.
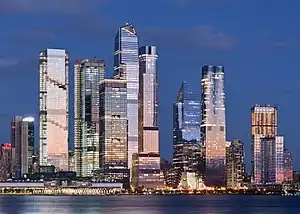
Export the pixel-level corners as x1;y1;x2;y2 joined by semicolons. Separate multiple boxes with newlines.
0;195;299;213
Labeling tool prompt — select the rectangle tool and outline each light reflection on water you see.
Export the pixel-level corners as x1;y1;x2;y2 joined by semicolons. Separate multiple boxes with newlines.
0;195;299;214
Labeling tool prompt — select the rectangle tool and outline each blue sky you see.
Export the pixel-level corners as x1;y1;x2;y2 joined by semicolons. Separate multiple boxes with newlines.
0;0;300;170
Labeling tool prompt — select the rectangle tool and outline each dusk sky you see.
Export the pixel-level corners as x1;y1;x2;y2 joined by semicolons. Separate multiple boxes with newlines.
0;0;299;170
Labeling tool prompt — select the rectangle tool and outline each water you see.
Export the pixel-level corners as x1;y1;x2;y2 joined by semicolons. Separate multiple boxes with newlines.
0;195;299;213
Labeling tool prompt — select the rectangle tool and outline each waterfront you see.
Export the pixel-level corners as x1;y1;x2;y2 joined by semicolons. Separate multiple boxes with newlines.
0;195;299;213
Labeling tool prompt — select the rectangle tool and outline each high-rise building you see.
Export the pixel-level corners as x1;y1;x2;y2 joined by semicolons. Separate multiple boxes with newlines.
99;79;129;188
132;153;163;189
39;48;69;171
283;149;293;181
0;143;12;180
257;136;284;184
114;23;139;174
226;139;245;188
74;59;105;176
10;116;35;177
173;82;201;174
138;46;159;153
251;105;284;184
201;65;226;187
132;46;162;189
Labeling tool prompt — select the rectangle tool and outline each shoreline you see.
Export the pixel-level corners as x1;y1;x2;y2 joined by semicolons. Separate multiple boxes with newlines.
0;193;298;196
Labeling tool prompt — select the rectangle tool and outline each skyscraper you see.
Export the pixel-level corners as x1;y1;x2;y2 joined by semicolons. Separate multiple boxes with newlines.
138;46;159;153
283;149;293;181
99;79;129;188
74;59;105;176
131;46;163;189
39;48;69;171
251;105;284;184
114;23;139;174
11;116;34;177
226;139;245;188
201;65;226;187
173;82;201;174
0;143;12;180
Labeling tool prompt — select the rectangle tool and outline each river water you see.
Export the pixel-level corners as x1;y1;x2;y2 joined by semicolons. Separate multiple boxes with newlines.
0;195;299;213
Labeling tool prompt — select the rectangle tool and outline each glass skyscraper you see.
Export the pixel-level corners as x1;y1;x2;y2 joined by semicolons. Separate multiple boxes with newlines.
74;59;105;176
226;139;245;188
11;116;34;177
173;82;201;174
138;46;159;153
39;49;69;171
99;79;129;188
251;105;284;184
201;65;226;187
114;23;139;174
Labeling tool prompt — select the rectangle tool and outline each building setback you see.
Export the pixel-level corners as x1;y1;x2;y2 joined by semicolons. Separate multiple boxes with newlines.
251;105;284;184
114;23;139;176
201;65;226;187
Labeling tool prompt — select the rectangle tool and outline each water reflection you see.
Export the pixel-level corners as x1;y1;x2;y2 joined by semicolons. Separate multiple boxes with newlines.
0;195;298;214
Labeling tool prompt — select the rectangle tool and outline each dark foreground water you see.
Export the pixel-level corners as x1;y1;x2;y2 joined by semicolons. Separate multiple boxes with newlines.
0;195;299;214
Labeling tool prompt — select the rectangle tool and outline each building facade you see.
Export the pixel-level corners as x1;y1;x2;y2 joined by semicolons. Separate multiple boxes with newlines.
39;48;69;171
132;153;163;189
173;82;201;188
251;105;284;184
11;116;34;177
0;143;12;180
74;59;105;176
99;79;129;188
114;23;139;174
201;65;226;187
138;46;159;153
226;139;245;188
283;149;293;181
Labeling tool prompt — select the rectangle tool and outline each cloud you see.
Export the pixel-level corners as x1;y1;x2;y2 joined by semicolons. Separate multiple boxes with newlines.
0;58;20;67
0;0;103;14
260;32;299;50
169;0;226;7
140;25;234;51
0;57;37;79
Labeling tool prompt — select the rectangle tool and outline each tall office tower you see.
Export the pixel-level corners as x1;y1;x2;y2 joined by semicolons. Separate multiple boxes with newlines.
201;65;226;187
138;46;159;153
0;143;12;180
173;82;201;188
114;23;139;174
10;116;35;177
99;79;129;188
251;105;284;184
283;149;293;181
226;139;245;188
74;59;105;176
39;49;69;171
132;46;162;189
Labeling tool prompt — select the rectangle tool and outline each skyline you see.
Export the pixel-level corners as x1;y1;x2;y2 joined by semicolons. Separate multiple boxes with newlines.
0;0;300;170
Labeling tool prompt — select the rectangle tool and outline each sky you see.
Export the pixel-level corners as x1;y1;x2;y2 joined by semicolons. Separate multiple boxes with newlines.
0;0;300;170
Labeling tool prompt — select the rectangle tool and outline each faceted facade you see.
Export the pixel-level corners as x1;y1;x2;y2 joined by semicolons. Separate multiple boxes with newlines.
201;65;226;187
114;23;139;174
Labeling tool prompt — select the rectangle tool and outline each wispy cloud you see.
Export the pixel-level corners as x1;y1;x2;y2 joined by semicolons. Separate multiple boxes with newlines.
169;0;226;7
0;0;104;14
0;58;20;67
140;25;234;51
